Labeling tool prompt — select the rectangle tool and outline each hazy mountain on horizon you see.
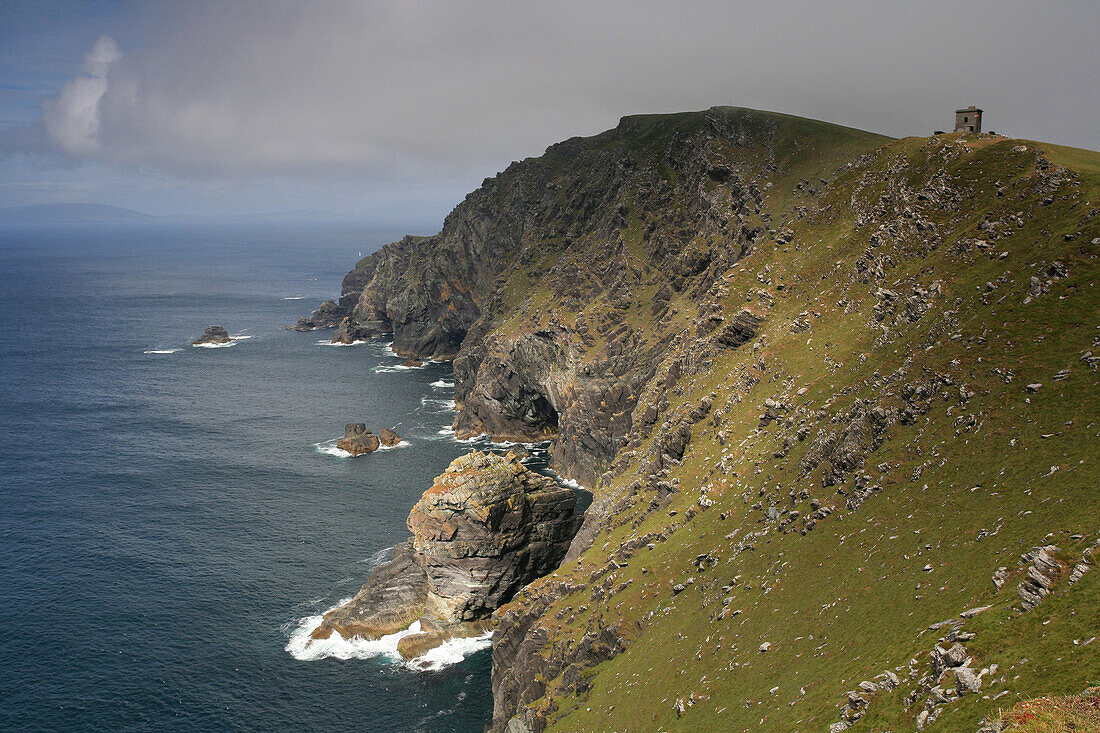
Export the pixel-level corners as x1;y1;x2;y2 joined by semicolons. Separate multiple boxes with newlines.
0;203;158;224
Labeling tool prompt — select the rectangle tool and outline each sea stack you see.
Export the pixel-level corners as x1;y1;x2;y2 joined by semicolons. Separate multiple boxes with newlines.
308;451;581;657
337;423;380;455
190;325;232;346
379;428;403;447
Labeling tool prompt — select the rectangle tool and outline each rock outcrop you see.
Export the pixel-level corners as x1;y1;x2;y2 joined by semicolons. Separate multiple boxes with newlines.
190;325;232;346
336;423;380;455
307;452;581;658
290;253;380;331
379;427;403;447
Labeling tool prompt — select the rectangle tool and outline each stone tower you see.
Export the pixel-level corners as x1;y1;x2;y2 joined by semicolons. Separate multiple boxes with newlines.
954;106;982;133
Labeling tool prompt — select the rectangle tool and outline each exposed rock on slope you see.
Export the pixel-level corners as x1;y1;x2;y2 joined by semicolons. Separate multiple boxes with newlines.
308;452;580;658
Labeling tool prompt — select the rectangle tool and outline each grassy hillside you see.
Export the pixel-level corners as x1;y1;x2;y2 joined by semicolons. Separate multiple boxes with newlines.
492;129;1100;732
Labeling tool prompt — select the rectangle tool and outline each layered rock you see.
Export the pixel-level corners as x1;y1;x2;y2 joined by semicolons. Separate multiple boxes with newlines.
308;452;581;658
409;451;581;623
190;325;232;346
336;423;380;455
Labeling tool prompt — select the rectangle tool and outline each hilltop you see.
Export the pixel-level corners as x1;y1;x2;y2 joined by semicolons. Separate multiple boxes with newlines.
305;107;1100;732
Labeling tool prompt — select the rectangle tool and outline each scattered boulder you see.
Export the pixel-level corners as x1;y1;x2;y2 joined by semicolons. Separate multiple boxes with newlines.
190;325;232;346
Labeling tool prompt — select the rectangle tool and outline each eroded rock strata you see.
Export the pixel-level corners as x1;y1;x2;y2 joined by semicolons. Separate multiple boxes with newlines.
309;452;580;658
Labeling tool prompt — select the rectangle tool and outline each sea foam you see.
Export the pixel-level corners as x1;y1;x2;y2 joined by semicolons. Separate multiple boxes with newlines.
143;348;180;355
285;614;490;671
316;339;367;347
374;363;427;373
314;438;410;456
313;439;351;457
420;396;456;411
430;379;454;389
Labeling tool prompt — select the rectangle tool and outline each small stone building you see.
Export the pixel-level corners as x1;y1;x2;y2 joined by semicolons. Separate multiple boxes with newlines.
955;106;982;133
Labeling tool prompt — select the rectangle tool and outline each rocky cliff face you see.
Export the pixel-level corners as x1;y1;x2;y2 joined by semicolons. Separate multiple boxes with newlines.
310;109;1100;731
408;451;581;624
292;253;379;331
307;451;580;657
317;107;836;484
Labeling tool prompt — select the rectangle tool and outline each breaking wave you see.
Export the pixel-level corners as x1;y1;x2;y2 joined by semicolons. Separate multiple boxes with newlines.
376;440;412;451
313;439;351;457
285;615;491;671
315;339;367;347
143;348;180;355
430;379;454;389
420;396;456;411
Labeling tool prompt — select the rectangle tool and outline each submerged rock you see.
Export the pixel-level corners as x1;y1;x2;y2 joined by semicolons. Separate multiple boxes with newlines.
190;325;232;346
309;451;581;658
337;423;380;455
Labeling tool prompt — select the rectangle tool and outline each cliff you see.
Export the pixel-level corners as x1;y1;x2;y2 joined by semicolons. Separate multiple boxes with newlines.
307;451;580;658
310;108;1100;731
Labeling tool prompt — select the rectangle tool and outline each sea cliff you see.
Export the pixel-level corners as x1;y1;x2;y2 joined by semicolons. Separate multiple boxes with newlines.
305;107;1100;731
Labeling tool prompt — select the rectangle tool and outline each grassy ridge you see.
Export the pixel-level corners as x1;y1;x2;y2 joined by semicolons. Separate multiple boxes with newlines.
493;128;1099;731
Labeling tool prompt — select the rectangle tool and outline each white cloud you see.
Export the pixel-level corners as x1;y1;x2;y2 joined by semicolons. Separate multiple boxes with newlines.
41;35;121;155
24;1;1100;182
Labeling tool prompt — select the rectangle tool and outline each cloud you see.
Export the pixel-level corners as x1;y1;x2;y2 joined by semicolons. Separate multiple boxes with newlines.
41;35;121;155
13;1;1100;183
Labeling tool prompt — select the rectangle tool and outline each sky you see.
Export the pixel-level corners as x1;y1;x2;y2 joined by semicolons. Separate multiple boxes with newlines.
1;0;1098;223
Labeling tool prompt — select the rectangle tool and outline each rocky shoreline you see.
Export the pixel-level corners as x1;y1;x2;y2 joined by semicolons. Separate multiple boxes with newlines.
306;451;582;660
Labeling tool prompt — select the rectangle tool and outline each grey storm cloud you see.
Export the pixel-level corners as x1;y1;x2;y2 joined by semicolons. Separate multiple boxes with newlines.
29;0;1100;179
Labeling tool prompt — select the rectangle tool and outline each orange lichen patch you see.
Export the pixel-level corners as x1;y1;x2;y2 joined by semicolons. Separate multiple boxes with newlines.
998;688;1100;732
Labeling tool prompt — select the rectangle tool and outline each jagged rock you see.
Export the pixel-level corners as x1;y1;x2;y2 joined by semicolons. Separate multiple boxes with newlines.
955;666;983;694
379;427;403;447
190;325;232;346
407;452;581;623
309;452;581;658
311;540;428;640
337;423;380;455
289;299;343;331
402;357;425;368
1018;545;1061;610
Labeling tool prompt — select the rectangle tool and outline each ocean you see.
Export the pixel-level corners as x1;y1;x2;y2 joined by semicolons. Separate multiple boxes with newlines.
0;222;546;732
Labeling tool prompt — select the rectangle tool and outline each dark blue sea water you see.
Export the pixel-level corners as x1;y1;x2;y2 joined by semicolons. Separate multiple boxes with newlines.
0;222;538;732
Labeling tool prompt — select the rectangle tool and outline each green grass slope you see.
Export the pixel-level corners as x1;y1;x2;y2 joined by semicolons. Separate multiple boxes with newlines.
496;131;1100;732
